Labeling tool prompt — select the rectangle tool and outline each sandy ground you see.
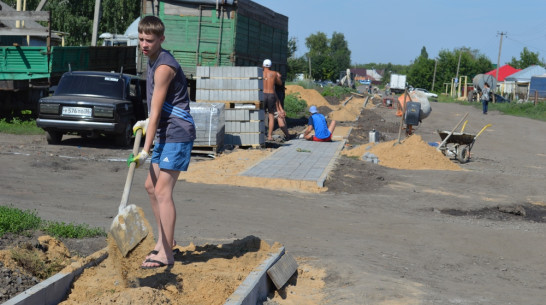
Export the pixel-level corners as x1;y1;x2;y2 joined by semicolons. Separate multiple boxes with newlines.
2;88;546;304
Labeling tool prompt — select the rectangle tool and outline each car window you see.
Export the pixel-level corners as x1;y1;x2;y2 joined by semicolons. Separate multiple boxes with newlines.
55;75;126;99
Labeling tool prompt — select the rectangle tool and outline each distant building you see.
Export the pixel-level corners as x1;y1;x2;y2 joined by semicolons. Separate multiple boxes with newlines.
350;68;382;85
0;0;61;46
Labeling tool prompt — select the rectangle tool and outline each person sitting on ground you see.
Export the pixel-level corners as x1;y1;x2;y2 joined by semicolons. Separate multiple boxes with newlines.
302;105;336;142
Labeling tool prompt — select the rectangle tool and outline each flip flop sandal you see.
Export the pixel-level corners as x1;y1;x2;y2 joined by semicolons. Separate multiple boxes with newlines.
140;258;173;269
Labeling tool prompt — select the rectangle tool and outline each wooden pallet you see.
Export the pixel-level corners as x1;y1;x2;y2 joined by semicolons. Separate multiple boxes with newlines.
191;145;221;155
195;100;262;109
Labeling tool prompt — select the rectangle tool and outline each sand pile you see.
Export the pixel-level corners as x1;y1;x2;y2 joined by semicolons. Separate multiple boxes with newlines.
286;85;364;122
342;134;461;171
178;149;326;193
61;231;282;305
286;85;331;109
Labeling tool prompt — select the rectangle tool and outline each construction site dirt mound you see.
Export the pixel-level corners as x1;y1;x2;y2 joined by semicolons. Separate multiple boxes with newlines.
342;134;462;171
285;85;364;122
60;230;283;305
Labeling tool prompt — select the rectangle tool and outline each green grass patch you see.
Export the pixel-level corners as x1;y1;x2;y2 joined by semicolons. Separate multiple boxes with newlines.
0;205;106;238
321;85;355;99
284;92;308;118
0;118;44;135
42;221;106;239
0;206;42;236
436;95;546;121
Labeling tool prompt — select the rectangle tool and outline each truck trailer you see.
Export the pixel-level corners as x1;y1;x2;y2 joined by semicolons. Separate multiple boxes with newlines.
389;74;407;94
141;0;288;99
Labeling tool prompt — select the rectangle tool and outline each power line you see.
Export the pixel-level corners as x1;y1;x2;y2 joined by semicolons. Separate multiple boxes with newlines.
505;36;546;54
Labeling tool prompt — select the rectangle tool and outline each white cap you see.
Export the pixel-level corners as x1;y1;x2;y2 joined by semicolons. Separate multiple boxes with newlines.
263;59;272;67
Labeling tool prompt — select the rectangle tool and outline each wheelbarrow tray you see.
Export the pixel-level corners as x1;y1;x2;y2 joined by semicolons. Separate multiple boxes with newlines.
437;130;476;145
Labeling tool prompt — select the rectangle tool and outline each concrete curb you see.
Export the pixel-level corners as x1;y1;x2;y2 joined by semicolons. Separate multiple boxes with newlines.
225;246;285;305
4;249;108;305
5;246;285;305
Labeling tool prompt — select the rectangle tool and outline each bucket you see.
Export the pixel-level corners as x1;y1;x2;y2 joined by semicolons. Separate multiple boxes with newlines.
369;129;379;143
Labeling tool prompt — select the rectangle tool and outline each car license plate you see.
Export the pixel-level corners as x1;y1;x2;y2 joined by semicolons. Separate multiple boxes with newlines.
62;106;92;117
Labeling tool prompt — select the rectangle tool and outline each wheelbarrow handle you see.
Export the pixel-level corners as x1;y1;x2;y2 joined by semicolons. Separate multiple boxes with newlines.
475;124;492;139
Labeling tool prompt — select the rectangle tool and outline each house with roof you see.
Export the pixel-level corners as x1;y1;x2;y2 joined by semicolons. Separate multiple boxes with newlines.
0;0;61;46
350;68;382;85
504;65;546;100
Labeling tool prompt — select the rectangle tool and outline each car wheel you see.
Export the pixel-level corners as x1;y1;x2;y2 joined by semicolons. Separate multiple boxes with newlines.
115;124;133;147
45;130;63;145
456;145;470;163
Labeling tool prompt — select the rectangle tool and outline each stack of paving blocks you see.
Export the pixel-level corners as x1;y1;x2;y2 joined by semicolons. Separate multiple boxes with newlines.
190;102;225;152
196;66;265;147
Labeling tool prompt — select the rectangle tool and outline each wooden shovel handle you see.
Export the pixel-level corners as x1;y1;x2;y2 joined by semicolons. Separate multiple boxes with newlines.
119;129;143;211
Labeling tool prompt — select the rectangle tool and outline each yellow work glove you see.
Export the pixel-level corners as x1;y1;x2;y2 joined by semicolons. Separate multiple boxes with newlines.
127;150;149;168
133;118;149;136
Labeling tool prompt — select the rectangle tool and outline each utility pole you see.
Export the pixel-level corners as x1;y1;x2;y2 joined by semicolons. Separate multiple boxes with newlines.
454;51;461;97
431;58;438;91
308;54;312;80
496;32;506;82
91;0;101;46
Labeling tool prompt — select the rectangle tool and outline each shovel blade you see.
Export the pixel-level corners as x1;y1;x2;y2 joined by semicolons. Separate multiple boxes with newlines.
110;204;149;257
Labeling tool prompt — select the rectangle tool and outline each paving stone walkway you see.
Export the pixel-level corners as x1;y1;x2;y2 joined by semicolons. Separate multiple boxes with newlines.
240;138;346;187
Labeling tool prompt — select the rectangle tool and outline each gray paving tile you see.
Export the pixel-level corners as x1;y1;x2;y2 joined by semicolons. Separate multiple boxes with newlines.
240;139;345;186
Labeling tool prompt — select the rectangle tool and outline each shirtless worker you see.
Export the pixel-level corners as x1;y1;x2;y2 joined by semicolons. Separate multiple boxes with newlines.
262;59;290;141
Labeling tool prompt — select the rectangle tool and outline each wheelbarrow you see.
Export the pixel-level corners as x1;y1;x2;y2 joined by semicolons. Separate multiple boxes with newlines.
436;121;492;163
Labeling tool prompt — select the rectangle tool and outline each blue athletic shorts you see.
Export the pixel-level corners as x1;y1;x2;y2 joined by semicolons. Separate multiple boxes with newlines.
151;141;193;171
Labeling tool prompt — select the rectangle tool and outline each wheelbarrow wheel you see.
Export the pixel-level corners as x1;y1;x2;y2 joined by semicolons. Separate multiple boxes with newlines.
456;145;470;163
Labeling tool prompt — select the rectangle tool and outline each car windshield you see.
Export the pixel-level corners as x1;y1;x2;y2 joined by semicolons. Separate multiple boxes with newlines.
55;74;126;99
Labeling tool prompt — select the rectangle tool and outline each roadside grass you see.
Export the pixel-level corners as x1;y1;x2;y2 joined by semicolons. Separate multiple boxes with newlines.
0;205;106;238
321;85;356;99
437;95;546;122
1;205;106;278
0;118;44;135
284;92;308;118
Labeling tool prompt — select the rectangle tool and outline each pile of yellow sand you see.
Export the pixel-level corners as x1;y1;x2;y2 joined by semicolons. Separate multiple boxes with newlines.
342;134;461;171
286;85;364;122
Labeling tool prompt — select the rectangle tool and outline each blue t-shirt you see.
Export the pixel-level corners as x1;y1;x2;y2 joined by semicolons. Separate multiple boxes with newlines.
308;113;331;139
147;49;196;143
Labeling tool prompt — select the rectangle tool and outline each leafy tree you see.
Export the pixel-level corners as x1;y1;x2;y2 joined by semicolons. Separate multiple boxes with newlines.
305;31;351;81
286;37;308;81
407;47;435;90
421;47;492;93
508;47;545;69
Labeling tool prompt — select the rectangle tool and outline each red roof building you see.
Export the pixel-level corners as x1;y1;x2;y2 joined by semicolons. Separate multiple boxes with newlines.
485;65;521;82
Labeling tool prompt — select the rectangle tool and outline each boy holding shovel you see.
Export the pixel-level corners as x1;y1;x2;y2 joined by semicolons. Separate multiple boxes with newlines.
129;16;196;269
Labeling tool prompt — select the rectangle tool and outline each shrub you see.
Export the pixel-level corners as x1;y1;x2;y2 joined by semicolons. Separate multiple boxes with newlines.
284;93;308;118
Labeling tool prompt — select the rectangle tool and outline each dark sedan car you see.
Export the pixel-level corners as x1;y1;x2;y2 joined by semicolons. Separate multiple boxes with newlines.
37;71;147;146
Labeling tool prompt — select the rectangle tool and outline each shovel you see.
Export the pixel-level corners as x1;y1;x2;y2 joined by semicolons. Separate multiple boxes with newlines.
110;129;149;257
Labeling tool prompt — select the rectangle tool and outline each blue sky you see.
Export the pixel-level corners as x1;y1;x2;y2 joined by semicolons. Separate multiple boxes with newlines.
253;0;546;66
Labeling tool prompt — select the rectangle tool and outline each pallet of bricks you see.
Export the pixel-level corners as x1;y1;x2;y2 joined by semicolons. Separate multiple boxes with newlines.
196;66;265;148
190;102;225;155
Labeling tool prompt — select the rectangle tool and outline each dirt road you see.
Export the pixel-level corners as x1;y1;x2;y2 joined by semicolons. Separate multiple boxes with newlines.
2;101;546;304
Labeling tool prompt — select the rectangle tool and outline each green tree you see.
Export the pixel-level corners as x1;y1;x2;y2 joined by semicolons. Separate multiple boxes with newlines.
508;47;544;69
286;37;307;81
407;47;435;90
428;47;492;93
305;31;351;81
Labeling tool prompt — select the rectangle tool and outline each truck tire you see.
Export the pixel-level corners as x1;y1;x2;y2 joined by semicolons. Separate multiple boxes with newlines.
46;130;63;145
115;123;133;147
